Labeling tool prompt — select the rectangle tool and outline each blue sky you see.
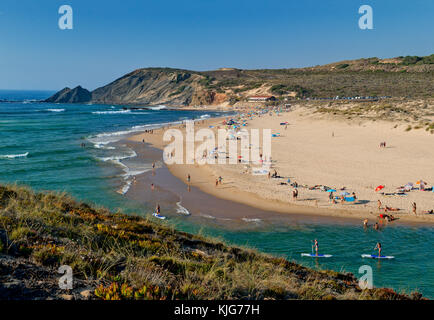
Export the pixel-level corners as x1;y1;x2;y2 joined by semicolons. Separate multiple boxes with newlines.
0;0;433;90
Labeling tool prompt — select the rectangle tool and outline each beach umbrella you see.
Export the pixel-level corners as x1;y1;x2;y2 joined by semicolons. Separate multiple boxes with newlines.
340;191;350;196
326;189;336;192
375;185;385;192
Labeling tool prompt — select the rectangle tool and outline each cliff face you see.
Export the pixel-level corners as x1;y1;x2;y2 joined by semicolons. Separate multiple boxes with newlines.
91;68;205;105
44;86;92;103
45;54;434;106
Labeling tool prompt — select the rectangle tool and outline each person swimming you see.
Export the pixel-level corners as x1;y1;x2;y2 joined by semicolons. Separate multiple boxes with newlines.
363;218;369;227
374;242;382;257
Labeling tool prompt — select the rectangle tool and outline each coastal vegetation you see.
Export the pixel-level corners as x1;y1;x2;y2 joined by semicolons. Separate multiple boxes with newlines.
0;185;423;300
44;54;434;106
310;98;434;131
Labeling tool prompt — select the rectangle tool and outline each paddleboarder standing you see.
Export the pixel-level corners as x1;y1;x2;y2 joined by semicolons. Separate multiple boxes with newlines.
313;239;319;256
374;242;382;257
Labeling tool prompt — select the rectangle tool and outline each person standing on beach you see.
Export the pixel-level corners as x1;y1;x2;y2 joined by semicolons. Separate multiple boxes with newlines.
412;202;417;215
377;200;382;210
215;179;219;187
187;174;191;184
218;176;223;185
329;191;334;203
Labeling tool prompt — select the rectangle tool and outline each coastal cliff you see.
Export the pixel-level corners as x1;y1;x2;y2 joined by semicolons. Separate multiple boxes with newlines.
45;54;434;106
0;185;422;300
44;86;92;103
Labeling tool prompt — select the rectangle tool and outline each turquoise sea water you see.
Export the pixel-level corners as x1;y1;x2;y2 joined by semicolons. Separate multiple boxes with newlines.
0;90;223;212
1;90;433;298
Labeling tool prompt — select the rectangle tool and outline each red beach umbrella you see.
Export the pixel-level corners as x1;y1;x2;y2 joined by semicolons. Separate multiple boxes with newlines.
375;185;385;192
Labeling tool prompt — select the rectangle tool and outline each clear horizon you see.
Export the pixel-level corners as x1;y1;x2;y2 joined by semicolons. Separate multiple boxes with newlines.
1;0;433;91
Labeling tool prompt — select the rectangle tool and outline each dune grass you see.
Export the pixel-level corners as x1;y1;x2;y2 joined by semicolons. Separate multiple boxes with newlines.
0;185;423;300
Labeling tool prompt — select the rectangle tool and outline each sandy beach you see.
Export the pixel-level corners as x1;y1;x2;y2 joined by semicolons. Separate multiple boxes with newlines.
129;105;434;225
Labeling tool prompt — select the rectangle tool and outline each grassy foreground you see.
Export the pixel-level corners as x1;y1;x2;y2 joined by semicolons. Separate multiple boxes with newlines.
0;185;423;300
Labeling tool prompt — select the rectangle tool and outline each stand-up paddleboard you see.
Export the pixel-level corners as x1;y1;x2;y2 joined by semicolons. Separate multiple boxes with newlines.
152;213;166;220
361;254;394;259
301;253;333;258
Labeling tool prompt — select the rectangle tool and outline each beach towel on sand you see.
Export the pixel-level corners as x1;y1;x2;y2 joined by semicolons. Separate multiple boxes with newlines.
335;196;355;202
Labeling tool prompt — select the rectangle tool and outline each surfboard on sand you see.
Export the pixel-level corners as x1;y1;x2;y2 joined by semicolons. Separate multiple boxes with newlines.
152;213;166;220
301;253;333;258
361;254;394;259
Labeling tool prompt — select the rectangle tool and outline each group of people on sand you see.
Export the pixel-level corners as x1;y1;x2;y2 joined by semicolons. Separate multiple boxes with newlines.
327;191;357;204
268;169;280;179
379;141;387;148
215;176;223;187
377;199;427;216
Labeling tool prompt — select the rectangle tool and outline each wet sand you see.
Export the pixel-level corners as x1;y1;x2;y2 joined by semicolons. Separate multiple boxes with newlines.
123;140;430;228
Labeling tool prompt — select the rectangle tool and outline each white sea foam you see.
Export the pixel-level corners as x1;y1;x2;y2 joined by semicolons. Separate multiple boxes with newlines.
148;105;166;110
242;218;262;223
94;143;116;150
176;202;190;215
88;121;184;149
119;179;132;195
92;110;131;115
200;214;216;220
0;152;29;159
97;150;137;163
46;108;65;112
92;109;150;115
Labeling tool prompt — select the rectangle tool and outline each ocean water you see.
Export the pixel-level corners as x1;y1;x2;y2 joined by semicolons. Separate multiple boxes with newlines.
0;90;224;212
1;90;433;298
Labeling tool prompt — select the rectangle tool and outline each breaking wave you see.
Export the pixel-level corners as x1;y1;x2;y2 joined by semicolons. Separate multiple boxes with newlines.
0;152;29;159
